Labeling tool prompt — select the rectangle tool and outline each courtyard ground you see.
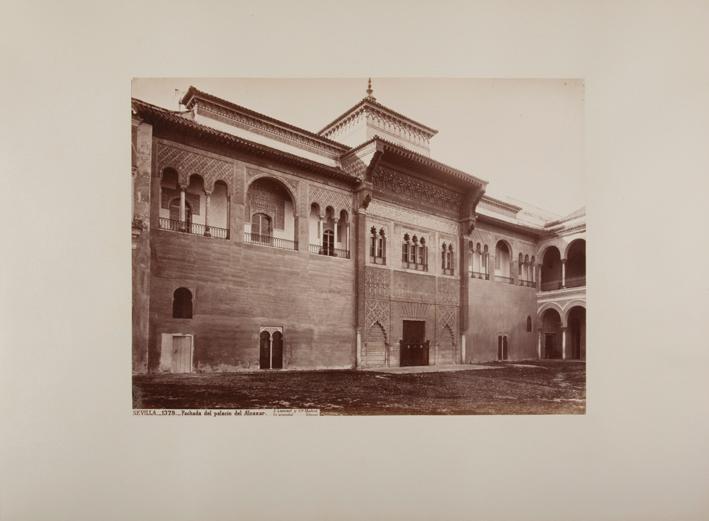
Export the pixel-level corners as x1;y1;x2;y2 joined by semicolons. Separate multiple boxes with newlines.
132;360;585;415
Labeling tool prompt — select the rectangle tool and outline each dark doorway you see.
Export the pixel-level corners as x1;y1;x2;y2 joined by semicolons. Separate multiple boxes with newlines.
497;335;509;360
401;320;428;367
259;331;271;369
545;333;561;359
567;306;586;359
271;331;283;369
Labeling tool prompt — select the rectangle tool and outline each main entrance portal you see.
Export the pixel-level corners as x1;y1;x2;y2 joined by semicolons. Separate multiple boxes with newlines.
400;320;428;367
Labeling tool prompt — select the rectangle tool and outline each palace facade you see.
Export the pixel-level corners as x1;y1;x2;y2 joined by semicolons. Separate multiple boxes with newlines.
131;83;586;374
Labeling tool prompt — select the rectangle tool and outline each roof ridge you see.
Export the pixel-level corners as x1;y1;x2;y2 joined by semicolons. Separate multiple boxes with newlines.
180;86;350;150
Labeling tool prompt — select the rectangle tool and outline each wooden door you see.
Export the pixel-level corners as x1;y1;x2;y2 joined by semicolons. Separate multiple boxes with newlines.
402;320;426;366
171;335;192;373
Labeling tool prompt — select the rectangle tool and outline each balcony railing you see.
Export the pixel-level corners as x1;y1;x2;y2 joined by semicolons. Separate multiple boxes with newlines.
308;243;350;259
442;267;455;276
565;276;586;288
540;280;563;291
470;271;489;280
494;274;514;284
243;232;297;251
159;218;229;239
519;280;536;288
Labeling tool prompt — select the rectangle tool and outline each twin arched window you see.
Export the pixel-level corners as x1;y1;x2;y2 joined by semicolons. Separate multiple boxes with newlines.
370;227;386;264
172;287;193;319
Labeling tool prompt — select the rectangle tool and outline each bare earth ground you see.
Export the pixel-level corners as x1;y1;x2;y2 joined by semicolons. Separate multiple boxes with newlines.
133;361;585;415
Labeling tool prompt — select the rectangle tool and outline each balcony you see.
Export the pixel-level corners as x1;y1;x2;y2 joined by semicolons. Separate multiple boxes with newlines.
309;243;350;259
565;276;586;288
159;218;229;239
519;280;536;288
470;271;489;280
243;232;297;251
494;275;514;284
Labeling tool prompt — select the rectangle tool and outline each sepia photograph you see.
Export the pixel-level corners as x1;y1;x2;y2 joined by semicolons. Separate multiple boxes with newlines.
3;1;709;520
131;78;586;414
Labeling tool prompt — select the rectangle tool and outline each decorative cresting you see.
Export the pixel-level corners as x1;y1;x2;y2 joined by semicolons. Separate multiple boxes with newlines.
308;185;351;217
373;165;463;216
365;299;390;341
437;278;460;305
157;143;233;192
365;267;390;300
400;302;431;319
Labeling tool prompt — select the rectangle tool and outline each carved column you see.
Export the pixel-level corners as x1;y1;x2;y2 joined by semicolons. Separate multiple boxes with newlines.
179;185;187;223
561;259;567;288
204;190;211;237
561;326;567;360
334;218;339;246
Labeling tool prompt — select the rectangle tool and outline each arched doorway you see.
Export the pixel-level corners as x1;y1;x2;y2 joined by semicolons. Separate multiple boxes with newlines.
541;308;563;359
567;306;586;360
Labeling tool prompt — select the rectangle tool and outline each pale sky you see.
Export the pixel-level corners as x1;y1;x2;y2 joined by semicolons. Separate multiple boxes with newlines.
132;78;584;216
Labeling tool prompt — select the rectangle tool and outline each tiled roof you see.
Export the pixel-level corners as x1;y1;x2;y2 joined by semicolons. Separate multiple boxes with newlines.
318;97;439;137
180;86;350;152
132;98;358;183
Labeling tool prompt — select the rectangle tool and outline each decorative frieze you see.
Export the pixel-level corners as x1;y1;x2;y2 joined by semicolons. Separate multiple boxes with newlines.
373;166;462;216
157;143;233;192
399;302;432;319
368;199;459;235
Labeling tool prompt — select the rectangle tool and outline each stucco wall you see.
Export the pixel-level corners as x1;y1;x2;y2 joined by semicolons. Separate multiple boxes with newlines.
148;231;355;372
466;278;538;362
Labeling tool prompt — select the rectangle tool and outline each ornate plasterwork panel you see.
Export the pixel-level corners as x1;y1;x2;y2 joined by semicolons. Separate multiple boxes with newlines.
400;302;432;319
368;199;459;235
365;299;390;340
157;143;233;192
247;186;285;230
309;185;352;217
438;305;457;333
365;267;390;300
437;278;460;306
245;167;299;200
373;166;462;215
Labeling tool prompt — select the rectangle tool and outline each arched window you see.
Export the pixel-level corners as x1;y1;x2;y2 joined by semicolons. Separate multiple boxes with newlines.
402;234;410;264
172;288;193;319
371;227;386;264
526;316;532;332
495;240;512;282
442;243;454;275
251;212;272;243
